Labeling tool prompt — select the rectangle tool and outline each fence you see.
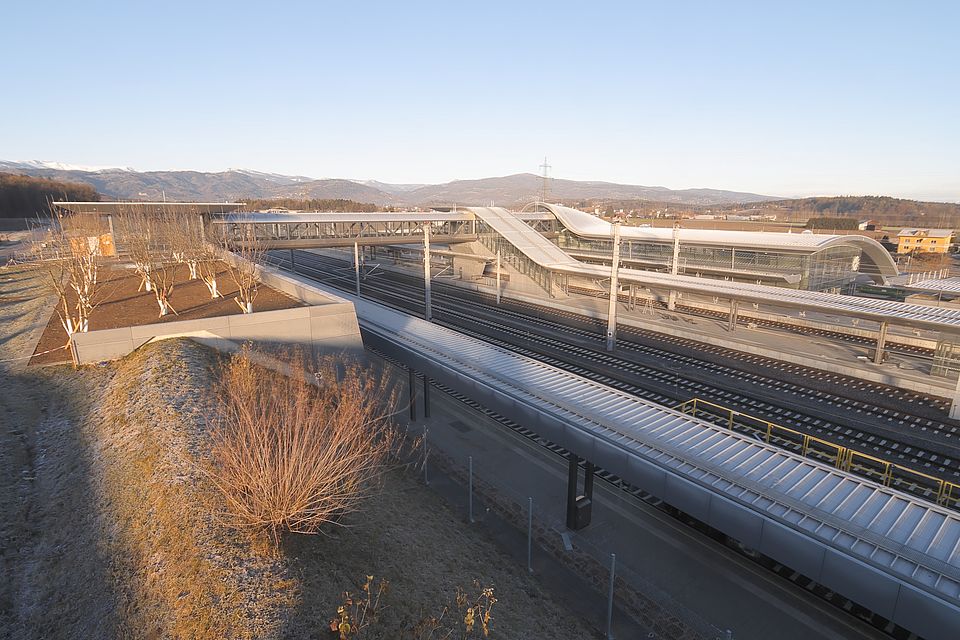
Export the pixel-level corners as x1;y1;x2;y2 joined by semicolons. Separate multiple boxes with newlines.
678;397;960;509
394;372;731;640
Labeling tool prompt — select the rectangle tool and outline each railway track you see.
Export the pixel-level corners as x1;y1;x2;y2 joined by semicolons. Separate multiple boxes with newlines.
272;250;960;484
273;250;945;636
566;284;935;357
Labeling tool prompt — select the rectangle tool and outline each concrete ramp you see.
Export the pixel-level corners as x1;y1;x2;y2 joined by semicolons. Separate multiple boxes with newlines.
466;206;581;270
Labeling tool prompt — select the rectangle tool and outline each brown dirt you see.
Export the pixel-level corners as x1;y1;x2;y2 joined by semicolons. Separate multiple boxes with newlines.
30;261;303;365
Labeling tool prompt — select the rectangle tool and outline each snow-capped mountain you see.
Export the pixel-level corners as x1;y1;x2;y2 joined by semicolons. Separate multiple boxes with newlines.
227;168;315;185
0;160;135;173
0;160;778;206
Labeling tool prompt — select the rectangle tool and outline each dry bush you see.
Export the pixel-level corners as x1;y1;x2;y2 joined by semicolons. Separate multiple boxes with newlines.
330;575;499;639
206;348;400;542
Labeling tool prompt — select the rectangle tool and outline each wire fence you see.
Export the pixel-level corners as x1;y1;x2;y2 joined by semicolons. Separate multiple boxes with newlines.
371;333;733;639
422;430;729;640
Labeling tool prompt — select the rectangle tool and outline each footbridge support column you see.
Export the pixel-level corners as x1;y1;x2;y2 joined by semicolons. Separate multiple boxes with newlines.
668;223;680;311
353;241;361;296
950;374;960;421
495;250;502;304
873;321;888;364
728;300;739;332
605;220;622;351
566;453;595;530
423;224;432;321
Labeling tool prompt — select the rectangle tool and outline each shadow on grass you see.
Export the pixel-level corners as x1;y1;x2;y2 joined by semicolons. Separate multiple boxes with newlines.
0;364;120;639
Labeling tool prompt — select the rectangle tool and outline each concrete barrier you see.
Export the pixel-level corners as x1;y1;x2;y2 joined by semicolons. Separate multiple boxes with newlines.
70;262;363;364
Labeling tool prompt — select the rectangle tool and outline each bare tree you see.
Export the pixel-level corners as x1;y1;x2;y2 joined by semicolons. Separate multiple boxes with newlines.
222;225;265;313
115;205;183;317
205;348;399;542
115;205;156;292
148;210;184;317
197;244;223;299
36;210;106;337
169;208;206;280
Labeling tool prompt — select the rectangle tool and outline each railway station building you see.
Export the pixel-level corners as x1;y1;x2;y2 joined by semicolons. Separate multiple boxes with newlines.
534;204;899;293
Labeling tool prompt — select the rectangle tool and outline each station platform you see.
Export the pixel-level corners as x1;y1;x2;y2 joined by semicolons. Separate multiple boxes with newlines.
318;246;958;399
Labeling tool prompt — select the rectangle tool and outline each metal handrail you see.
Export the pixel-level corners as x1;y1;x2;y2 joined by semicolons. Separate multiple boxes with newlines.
678;397;960;509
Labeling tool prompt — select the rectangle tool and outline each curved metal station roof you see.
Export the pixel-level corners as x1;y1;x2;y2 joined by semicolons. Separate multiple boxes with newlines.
220;206;959;332
345;287;960;640
538;203;899;279
459;206;960;333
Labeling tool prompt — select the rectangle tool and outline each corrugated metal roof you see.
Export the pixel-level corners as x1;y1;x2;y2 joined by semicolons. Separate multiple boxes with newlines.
357;296;960;605
899;229;954;238
545;204;851;250
904;277;960;294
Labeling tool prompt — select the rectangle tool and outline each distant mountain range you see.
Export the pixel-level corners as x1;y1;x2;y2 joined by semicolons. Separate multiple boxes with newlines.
0;161;776;207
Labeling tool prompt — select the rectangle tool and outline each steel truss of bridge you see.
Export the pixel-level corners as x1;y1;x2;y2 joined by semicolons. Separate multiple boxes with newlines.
214;211;481;248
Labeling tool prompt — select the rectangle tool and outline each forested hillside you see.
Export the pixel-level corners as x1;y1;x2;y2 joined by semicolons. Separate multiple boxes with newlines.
240;198;380;212
723;196;960;226
0;173;99;218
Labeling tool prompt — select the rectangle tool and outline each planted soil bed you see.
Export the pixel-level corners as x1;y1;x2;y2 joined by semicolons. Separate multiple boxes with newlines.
31;261;303;365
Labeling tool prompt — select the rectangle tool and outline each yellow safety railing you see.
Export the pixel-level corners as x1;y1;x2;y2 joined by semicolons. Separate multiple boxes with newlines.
678;397;960;510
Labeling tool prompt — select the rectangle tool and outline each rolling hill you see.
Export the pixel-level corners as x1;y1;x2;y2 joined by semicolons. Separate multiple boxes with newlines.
0;161;775;207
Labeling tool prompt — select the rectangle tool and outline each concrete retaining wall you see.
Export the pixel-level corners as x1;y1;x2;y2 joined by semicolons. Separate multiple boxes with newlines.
71;303;362;365
70;260;363;364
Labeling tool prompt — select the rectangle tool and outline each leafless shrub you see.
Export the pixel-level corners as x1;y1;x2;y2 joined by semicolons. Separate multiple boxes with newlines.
205;348;400;542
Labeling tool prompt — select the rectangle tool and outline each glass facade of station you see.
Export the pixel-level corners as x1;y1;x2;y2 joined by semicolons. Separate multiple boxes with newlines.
555;230;862;292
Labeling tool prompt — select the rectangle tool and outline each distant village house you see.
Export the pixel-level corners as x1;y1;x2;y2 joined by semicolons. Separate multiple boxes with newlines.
896;228;953;254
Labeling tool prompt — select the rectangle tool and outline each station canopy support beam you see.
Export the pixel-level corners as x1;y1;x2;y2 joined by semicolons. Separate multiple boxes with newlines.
423;375;431;419
728;299;739;332
948;369;960;420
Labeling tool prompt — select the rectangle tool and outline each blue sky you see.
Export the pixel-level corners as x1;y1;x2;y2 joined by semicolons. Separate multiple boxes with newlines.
2;1;958;201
